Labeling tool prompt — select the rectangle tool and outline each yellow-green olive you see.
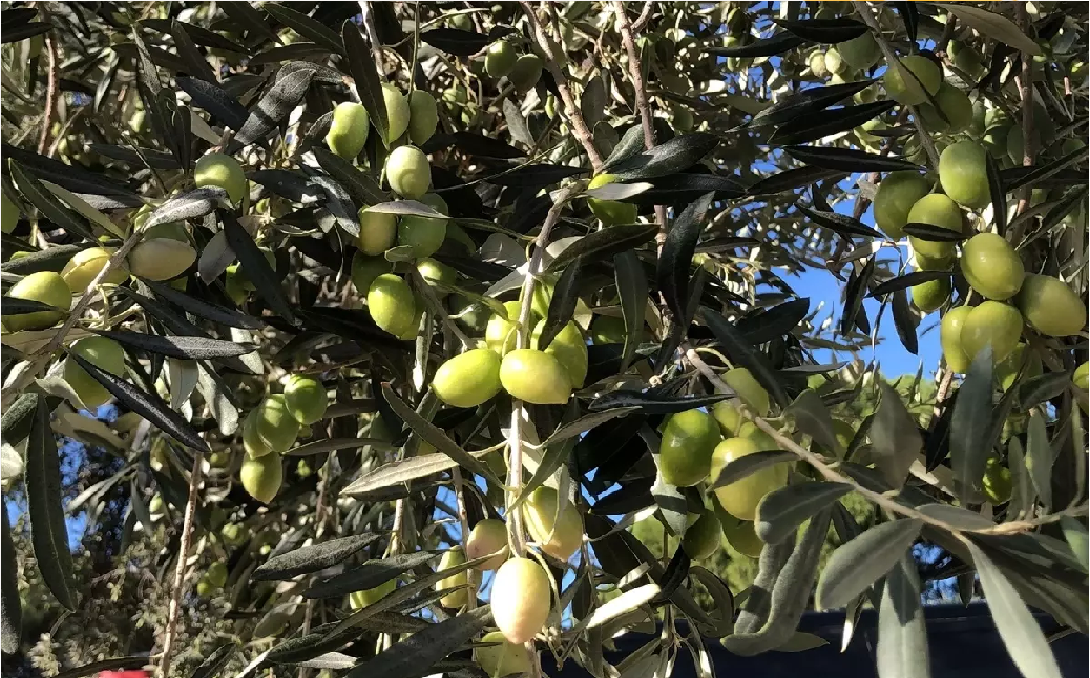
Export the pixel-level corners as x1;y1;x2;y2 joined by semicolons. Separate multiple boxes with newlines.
195;153;247;204
500;349;572;404
351;251;393;295
398;212;448;258
658;409;721;487
284;375;328;425
436;547;470;608
586;174;638;226
4;271;70;331
485;41;517;78
128;238;196;281
416;258;455;295
681;512;720;560
939;140;990;210
960;233;1024;301
408;90;439;145
940;306;973;373
350;579;395;610
358;206;398;255
906;193;964;261
723;367;770;417
959;301;1024;364
882;55;942;106
531;321;588;388
243;409;271;459
465;518;509;570
61;247;128;292
911;277;950;314
386;145;431;199
382;83;410;143
475;631;532;678
240;451;282;503
1016;274;1087;337
491;557;551;644
254;394;301;453
326;101;369;160
873;172;931;239
433;348;503;408
508;54;543;93
711;436;789;520
1074;361;1089;390
523;486;583;561
368;273;417;336
64;336;127;408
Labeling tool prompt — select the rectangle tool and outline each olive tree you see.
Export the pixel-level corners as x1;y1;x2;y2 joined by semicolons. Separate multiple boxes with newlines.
0;2;1087;678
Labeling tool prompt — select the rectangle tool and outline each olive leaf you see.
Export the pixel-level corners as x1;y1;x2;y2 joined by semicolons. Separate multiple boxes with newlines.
25;396;76;610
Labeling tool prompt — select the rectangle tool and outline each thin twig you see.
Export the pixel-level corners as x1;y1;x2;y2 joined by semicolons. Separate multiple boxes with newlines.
157;449;205;678
852;1;940;169
1011;4;1036;238
519;1;604;171
358;0;385;74
37;34;59;156
452;466;477;610
631;1;655;32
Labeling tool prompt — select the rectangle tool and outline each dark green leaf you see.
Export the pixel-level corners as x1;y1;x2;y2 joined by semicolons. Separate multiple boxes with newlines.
170;21;217;83
986;151;1007;236
253;533;384;582
144;279;264;330
451;132;525;159
965;540;1062;678
870;271;951;297
774;18;868;43
1025;412;1053;510
93;330;255;360
657;193;714;320
706;32;805;58
1;144;141;202
951;347;993;503
840;257;875;336
895;2;920;44
1018;371;1070;410
26;397;75;609
305;551;439;599
0;297;65;316
234;67;315;148
342;22;389;147
343;453;457;495
755;482;852;544
816;519;923;610
711;450;796;489
614;250;648;371
488;164;586;187
799;205;884;239
877;555;931;678
0;243;85;274
1;392;38;447
343;605;492;678
538;258;582;350
420;28;489;57
312;148;387;207
223;212;296;322
869;382;923;490
769;101;896;146
736;298;810;345
191;644;236;678
623;173;746;206
10;162;95;241
144;187;230;227
785;146;920;173
177;77;248;131
221;2;281;45
70;353;209;452
549;223;657;272
702;308;790;408
610;133;720;181
0;21;50;43
1;502;22;653
749;80;874;129
902;223;969;242
602;125;647;173
786;389;844;458
263;4;343;54
747;166;848;196
588;391;734;414
892;287;919;355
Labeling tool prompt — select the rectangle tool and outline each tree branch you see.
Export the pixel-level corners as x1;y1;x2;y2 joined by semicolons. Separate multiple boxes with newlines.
358;0;385;74
519;2;604;171
37;34;59;156
1011;4;1036;235
157;449;205;678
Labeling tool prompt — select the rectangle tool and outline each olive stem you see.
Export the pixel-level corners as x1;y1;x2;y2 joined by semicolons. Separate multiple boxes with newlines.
452;466;477;610
683;347;1086;536
519;1;604;172
851;1;941;169
409;268;472;349
37;33;59;156
156;448;205;678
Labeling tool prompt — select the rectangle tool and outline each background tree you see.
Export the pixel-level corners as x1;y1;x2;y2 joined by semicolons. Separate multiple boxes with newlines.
0;2;1087;678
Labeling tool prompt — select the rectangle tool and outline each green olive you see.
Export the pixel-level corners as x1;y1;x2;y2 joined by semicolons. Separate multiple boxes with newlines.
995;343;1042;391
959;301;1024;364
128;238;196;281
918;82;973;134
207;561;229;588
531;321;588;388
486;301;533;355
948;40;985;78
436;547;470;608
416;258;455;295
2;191;20;234
465;518;509;570
4;271;70;331
382;83;410;143
586;174;638;226
657;409;721;487
195;153;247;204
508;54;543;93
491;557;551;644
351;251;393;295
386;145;431;199
911;277;950;314
408;90;438;145
873;171;931;239
982;456;1012;504
357;206;398;255
836;31;879;70
939;140;990;210
712;401;743;437
723;367;770;417
960;233;1025;301
723;517;762;558
500;349;572;404
681;512;721;560
432;348;503;408
398;212;448;258
350;579;395;610
711;436;789;521
809;51;829;78
1016;274;1087;337
254;394;300;453
239;450;282;503
906;193;964;261
368;273;417;336
475;631;532;678
523;486;583;561
64;336;127;408
485;40;518;78
326;102;369;160
1074;361;1089;390
243;408;271;458
940;306;973;373
882;55;942;106
284;375;328;425
62;248;128;294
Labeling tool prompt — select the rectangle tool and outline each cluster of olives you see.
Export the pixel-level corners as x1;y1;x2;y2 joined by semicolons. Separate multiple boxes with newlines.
809;29;881;81
327;81;439;160
483;39;543;93
238;375;328;503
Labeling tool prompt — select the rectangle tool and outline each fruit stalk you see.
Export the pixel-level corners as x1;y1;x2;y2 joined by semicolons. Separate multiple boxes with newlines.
851;1;941;168
156;449;205;678
410;267;471;348
518;2;603;171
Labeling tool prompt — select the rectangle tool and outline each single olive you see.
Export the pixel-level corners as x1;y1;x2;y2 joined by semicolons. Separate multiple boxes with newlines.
386;145;431;199
350;579;396;610
4;271;70;331
712;401;743;437
128;238;196;281
398;212;448;258
873;171;931;239
960;233;1025;301
682;512;721;561
508;54;543;93
60;246;128;292
351;251;393;296
491;557;551;644
1016;274;1087;337
243;408;272;459
64;336;127;408
918;82;973;134
1073;361;1089;390
723;367;770;417
500;349;572;404
959;301;1024;364
485;40;517;78
368;273;417;336
382;83;410;143
436;547;470;608
883;55;942;106
475;630;532;678
523;486;583;561
432;348;503;408
723;516;763;558
939;140;990;210
239;451;282;503
254;394;301;453
284;374;328;425
531;321;588;388
911;277;950;314
657;409;721;487
586;174;638;226
486;301;532;354
982;456;1012;504
326;101;369;160
465;518;509;570
906;193;964;260
407;90;438;145
836;31;879;70
711;436;789;521
357;206;398;255
195;153;247;204
940;306;973;374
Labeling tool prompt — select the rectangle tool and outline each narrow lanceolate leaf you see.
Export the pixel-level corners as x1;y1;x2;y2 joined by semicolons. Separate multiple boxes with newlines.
800;205;883;239
548;223;657;272
749;80;873;129
252;534;383;581
614;250;648;371
839;257;874;336
1017;372;1069;411
263;4;343;54
511;437;577;511
142;187;230;228
951;347;993;503
702;308;790;409
870;271;952;298
966;540;1062;678
223;212;296;322
170;21;217;83
711;450;796;489
177;78;249;130
93;330;256;360
877;555;931;678
25;397;75;609
736;298;810;345
723;509;832;656
144;279;264;330
748;166;849;197
1;502;22;652
537;258;582;350
234;67;315;148
816;519;923;611
342;21;388;146
870;382;923;490
586;584;661;629
381;385;497;484
588;391;734;414
305;551;439;599
769;101;895;146
0;297;65;316
774;17;867;43
611;133;721;181
786;389;844;458
1024;412;1054;510
755;482;852;545
547;407;640;446
706;32;805;58
420;27;490;57
312;148;386;207
784;146;920;173
735;540;794;634
1;244;85;275
342;605;492;678
342;453;461;495
191;644;236;678
70;353;209;453
891;288;919;356
1060;517;1089;573
286;438;393;457
937;4;1042;56
902;223;968;242
602;125;647;172
10;162;94;241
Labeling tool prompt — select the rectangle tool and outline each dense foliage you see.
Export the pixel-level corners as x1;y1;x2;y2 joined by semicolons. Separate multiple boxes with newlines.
0;2;1087;678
